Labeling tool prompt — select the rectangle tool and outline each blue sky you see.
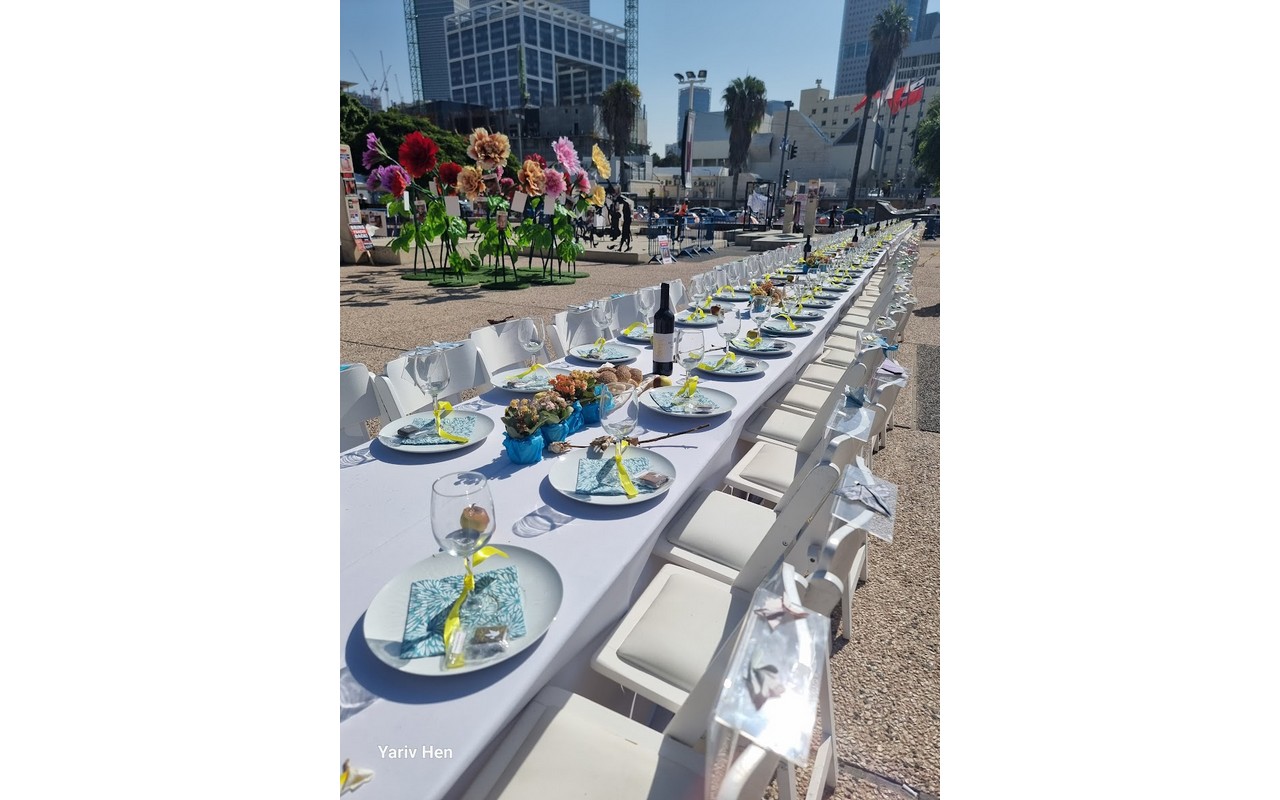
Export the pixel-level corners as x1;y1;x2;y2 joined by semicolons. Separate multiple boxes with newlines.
341;0;939;152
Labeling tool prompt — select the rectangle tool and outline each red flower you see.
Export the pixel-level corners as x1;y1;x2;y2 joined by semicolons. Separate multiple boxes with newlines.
385;165;410;197
526;152;547;169
398;131;439;179
437;161;462;188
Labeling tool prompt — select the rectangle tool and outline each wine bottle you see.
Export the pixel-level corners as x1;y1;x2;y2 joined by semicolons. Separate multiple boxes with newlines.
652;283;675;376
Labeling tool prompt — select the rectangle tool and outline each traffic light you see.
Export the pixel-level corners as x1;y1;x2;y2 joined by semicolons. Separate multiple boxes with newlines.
782;169;790;187
789;142;798;159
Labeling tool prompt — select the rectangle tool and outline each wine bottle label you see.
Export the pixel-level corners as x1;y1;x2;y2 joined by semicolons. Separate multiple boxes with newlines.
651;332;673;364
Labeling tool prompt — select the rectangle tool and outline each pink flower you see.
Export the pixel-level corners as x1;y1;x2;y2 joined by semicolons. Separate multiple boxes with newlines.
543;167;566;205
574;171;591;196
552;137;581;175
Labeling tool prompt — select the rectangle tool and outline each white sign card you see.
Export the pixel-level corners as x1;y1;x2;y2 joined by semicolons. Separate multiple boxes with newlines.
511;191;528;214
657;235;673;264
444;195;461;218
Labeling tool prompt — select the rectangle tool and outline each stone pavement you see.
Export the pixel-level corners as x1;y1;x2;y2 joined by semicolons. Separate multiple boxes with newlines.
339;234;942;798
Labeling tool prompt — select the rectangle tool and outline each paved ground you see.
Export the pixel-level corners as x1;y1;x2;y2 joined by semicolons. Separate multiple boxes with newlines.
340;233;942;798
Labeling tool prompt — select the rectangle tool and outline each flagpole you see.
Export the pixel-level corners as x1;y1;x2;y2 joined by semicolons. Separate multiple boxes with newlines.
874;71;896;196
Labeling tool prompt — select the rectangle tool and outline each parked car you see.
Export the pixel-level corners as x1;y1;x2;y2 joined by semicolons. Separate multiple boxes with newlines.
689;206;730;223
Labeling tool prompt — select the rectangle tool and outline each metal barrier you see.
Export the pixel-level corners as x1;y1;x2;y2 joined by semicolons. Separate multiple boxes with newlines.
645;224;674;264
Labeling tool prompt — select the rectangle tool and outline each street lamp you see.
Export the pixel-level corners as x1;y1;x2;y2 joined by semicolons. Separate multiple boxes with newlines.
674;69;707;204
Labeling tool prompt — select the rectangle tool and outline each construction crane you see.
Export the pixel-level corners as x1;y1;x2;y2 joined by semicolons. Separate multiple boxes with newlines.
624;0;638;84
393;73;405;105
349;49;374;97
379;51;392;109
404;0;423;103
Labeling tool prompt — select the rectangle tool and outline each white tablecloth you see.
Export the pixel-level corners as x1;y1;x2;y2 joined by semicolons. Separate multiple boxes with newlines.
339;237;901;799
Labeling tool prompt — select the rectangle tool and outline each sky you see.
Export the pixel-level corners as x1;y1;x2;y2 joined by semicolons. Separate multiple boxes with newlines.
341;0;939;152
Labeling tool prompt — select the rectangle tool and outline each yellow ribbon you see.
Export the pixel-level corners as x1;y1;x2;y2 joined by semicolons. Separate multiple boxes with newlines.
434;401;469;443
717;284;735;296
702;294;714;308
677;375;698;396
622;322;647;336
745;329;762;349
516;362;547;378
614;439;638;499
774;311;798;330
705;351;736;371
441;545;509;669
690;307;706;320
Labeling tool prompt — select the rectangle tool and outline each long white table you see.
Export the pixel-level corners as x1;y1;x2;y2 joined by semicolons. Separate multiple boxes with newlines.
339;231;904;800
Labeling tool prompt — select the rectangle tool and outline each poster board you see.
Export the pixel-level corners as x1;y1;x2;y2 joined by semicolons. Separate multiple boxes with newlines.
657;235;673;264
803;179;821;236
349;224;373;254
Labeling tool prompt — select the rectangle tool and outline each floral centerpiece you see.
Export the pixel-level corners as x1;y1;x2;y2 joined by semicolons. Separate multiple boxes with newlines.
532;390;573;446
500;397;546;463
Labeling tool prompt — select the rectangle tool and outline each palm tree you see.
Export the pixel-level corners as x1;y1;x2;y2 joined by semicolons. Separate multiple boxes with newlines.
846;2;913;207
600;80;642;192
722;76;768;203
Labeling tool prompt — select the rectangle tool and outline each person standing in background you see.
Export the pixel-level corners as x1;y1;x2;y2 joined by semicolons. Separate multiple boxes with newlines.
618;197;633;252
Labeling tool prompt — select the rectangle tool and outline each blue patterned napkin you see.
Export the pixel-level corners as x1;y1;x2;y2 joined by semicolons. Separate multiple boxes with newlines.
698;358;755;374
504;373;552;390
395;414;476;445
761;320;808;335
576;346;631;361
575;455;656;495
652;388;718;412
732;337;786;352
399;565;527;659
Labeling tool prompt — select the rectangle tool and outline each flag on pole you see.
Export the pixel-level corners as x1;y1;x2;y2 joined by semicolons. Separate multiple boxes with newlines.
905;77;925;108
853;90;881;113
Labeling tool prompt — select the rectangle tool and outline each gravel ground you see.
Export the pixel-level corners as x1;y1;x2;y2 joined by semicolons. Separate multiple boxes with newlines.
339;233;943;799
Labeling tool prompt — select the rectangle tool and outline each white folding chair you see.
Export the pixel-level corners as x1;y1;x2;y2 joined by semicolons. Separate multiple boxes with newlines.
460;564;834;800
468;317;554;376
591;468;845;716
549;308;614;354
371;341;492;421
339;364;386;452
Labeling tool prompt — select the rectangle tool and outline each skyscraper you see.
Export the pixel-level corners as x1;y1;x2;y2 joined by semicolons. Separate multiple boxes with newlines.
833;0;928;97
675;86;710;140
411;0;596;102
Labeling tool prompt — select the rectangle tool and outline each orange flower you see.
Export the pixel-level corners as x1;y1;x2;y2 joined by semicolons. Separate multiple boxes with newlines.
517;159;546;196
467;127;511;170
457;165;485;201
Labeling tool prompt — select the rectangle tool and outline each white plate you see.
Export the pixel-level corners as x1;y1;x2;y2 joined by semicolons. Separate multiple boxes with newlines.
362;546;564;676
639;386;737;418
493;366;572;394
814;291;844;300
774;309;824;322
377;411;495;454
548;447;677;506
760;319;815;337
570;343;641;364
712;291;752;302
729;337;795;357
799;298;835;309
695;356;768;378
675;311;719;327
618;325;654;343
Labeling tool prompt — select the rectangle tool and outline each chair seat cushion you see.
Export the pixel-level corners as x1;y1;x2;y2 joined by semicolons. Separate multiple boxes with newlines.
666;490;776;571
465;688;703;799
798;363;845;388
771;382;830;415
749;406;811;447
615;569;747;693
735;442;807;496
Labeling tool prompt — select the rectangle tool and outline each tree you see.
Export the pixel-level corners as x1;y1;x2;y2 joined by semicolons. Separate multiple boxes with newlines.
600;79;642;191
913;96;939;191
341;93;372;149
846;2;912;207
722;75;767;202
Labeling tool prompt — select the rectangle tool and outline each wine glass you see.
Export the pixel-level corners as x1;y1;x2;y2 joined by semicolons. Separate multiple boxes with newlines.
636;287;658;330
675;329;705;404
689;275;706;311
431;471;495;558
430;471;497;660
412;347;451;413
590;296;615;334
599;382;639;443
717;300;741;336
516;317;545;367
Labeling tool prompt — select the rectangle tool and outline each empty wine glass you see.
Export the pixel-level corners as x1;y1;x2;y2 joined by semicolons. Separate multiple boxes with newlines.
516;317;545;367
717;305;741;342
599;382;639;442
636;287;657;329
412;347;451;413
675;329;705;402
590;296;615;333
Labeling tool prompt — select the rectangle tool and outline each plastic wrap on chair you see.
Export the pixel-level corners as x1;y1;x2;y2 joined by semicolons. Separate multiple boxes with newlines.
831;459;898;542
706;564;829;799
